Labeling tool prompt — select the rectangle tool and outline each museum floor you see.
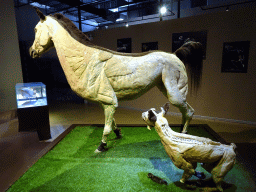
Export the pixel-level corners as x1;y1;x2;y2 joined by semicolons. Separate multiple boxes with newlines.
1;101;256;191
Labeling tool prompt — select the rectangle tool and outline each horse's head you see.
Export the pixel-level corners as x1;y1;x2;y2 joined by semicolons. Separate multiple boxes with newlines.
142;103;170;130
29;7;54;58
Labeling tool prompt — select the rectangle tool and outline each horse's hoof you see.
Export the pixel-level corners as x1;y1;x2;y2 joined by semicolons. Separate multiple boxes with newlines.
94;147;108;153
94;148;107;153
94;149;102;153
95;142;107;153
114;129;122;139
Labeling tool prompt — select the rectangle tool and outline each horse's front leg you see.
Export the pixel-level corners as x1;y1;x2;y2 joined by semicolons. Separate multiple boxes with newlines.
95;104;116;153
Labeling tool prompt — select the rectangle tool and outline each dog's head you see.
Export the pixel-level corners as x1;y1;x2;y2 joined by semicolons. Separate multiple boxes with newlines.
142;103;170;130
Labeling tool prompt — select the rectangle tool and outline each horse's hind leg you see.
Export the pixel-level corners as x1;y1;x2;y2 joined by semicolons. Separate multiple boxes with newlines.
180;102;194;133
113;121;122;139
158;73;194;133
95;104;116;153
111;118;122;139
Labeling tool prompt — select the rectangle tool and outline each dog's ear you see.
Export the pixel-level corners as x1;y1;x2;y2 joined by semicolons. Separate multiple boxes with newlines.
148;110;157;122
163;103;170;115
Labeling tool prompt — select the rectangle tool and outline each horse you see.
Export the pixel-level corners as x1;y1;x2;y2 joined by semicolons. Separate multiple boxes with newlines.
29;7;203;152
142;103;236;192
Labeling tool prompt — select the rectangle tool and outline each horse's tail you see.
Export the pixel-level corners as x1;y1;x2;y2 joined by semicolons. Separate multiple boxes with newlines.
174;40;204;93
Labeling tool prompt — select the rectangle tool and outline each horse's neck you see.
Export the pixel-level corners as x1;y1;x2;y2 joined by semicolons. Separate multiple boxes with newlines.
49;21;95;88
51;24;92;63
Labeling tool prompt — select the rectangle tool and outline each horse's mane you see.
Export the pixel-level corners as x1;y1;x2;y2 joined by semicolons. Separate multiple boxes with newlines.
49;13;155;57
50;13;91;44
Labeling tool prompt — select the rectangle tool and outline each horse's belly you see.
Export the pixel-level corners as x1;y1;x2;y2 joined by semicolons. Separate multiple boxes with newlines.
114;83;156;100
109;71;161;100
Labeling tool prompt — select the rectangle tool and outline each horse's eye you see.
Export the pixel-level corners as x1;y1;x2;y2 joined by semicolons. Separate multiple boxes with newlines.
34;28;37;33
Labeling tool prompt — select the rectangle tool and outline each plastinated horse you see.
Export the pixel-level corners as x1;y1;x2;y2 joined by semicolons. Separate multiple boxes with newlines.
29;7;203;152
142;103;236;191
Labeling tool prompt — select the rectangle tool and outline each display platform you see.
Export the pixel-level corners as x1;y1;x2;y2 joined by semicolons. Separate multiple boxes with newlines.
6;125;255;192
17;105;51;140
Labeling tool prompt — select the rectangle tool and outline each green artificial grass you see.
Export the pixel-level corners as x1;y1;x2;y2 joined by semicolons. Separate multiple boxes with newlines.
8;126;255;192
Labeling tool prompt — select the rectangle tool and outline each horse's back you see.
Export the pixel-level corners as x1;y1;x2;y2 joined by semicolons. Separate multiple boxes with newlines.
104;51;184;78
103;51;187;100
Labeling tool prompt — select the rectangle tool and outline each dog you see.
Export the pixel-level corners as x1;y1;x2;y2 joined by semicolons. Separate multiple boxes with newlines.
142;103;236;191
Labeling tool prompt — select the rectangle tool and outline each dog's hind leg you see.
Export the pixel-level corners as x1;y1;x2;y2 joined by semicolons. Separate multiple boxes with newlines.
211;147;236;191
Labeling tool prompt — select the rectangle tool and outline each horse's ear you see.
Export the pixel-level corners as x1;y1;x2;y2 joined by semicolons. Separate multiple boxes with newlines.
148;110;157;122
33;7;46;21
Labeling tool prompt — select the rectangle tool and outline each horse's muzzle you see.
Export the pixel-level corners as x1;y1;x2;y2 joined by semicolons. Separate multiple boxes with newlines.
29;47;39;58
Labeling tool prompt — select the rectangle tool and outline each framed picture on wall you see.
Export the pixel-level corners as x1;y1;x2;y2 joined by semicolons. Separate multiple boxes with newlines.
142;42;158;52
117;38;132;53
172;30;207;59
221;41;250;73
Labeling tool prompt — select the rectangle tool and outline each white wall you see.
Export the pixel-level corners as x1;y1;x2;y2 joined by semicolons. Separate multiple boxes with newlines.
0;0;23;112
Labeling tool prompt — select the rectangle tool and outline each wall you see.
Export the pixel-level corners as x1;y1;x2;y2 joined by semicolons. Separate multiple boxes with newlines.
0;0;23;112
91;6;256;123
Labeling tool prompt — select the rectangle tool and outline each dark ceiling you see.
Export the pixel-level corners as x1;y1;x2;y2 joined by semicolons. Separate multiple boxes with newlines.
15;0;167;29
14;0;256;32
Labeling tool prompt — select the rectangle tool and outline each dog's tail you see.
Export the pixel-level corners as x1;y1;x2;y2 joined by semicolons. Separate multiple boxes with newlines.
174;40;204;93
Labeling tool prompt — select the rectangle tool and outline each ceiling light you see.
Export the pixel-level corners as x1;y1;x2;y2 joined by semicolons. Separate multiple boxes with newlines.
160;6;167;14
111;8;119;12
116;18;124;22
30;2;51;9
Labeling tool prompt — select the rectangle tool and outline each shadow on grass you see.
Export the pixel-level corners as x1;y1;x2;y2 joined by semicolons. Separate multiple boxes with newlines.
64;126;169;159
64;125;218;159
174;178;237;192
